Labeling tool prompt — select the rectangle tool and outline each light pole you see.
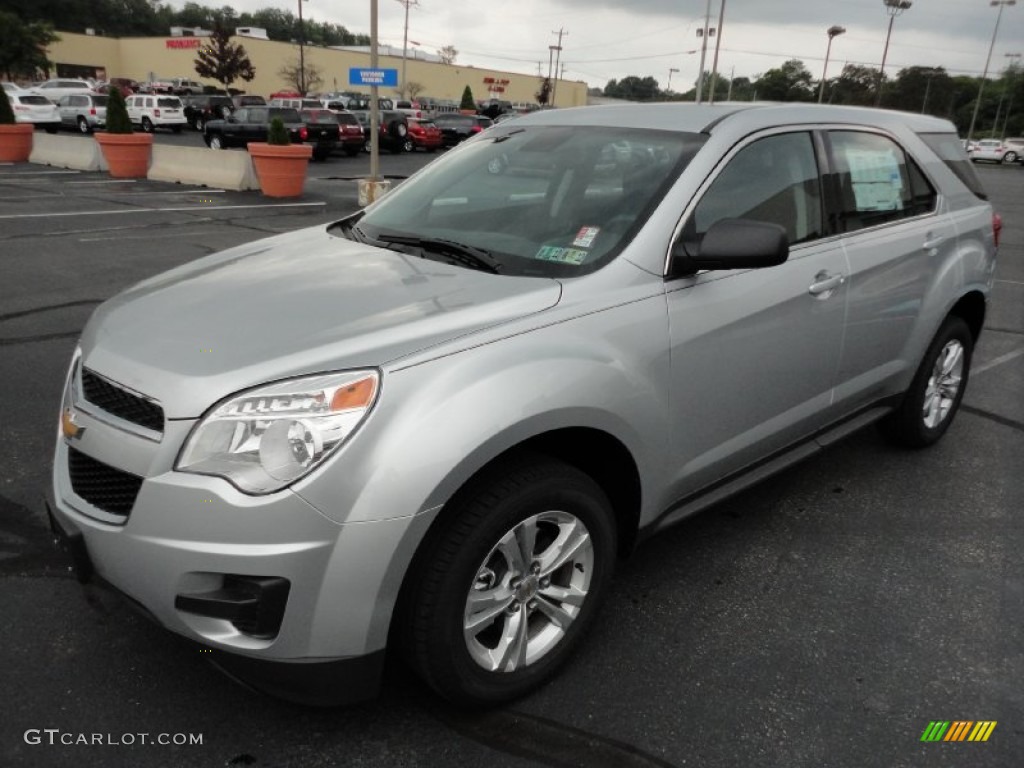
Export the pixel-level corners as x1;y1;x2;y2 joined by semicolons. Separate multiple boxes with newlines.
297;0;308;94
1001;52;1022;137
695;0;713;103
876;0;912;106
921;67;939;113
667;67;680;93
396;0;419;99
818;25;846;103
967;1;1017;142
708;0;727;105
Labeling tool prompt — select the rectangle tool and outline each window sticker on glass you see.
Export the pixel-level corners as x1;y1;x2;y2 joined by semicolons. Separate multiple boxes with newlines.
573;227;601;248
845;148;903;211
534;246;588;264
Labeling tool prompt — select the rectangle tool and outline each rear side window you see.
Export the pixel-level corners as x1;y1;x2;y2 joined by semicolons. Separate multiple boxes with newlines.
157;98;181;108
20;95;52;105
917;132;987;200
270;108;301;123
829;131;936;232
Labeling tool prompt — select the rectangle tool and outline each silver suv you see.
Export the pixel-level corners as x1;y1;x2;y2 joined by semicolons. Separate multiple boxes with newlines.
49;104;998;706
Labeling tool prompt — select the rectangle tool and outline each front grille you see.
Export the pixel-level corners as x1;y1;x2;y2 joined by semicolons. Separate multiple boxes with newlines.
81;368;164;433
67;447;143;519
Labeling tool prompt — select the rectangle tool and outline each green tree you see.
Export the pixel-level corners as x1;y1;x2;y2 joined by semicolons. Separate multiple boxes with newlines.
604;75;660;102
460;85;476;111
828;64;878;106
194;23;256;92
0;11;59;80
104;87;133;133
888;66;953;116
754;59;813;102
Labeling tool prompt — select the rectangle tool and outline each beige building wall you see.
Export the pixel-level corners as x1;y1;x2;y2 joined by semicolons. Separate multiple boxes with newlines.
47;32;587;108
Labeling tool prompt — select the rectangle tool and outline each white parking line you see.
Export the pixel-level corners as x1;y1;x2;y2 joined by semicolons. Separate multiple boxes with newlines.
66;180;137;185
79;229;213;242
972;346;1024;376
995;279;1024;286
0;202;327;219
0;170;79;176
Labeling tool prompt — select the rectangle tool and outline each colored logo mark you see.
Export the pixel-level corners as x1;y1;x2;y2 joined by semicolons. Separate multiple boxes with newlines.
920;721;997;742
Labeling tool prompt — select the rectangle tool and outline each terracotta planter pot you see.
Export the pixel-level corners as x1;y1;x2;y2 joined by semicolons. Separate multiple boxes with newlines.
0;123;35;163
248;143;313;198
95;132;154;178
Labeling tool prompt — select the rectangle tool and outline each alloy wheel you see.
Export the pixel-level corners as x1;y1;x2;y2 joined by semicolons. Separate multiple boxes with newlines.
922;339;964;429
463;510;593;673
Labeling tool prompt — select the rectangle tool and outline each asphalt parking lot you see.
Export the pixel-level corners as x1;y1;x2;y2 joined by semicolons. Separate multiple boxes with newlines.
0;158;1021;768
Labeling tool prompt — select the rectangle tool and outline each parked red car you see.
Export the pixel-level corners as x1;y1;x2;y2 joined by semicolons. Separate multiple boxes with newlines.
404;117;443;152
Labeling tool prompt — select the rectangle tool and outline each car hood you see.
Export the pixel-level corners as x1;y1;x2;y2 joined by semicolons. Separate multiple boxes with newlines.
80;226;562;418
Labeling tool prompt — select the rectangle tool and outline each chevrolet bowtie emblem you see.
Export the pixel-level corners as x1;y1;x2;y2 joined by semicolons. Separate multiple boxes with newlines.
61;408;85;440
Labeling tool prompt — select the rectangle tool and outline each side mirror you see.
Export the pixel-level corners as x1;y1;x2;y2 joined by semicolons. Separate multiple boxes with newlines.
672;218;789;274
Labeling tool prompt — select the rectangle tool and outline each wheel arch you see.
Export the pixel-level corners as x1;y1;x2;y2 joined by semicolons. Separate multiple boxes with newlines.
387;426;642;648
947;289;986;342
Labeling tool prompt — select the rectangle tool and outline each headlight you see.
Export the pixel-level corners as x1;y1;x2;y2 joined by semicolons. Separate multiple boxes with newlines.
176;370;379;494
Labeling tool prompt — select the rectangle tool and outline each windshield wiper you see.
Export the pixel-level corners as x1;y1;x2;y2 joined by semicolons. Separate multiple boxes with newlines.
375;234;503;274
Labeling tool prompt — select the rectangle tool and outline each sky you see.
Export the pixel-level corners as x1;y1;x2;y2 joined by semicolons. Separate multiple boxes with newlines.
174;0;1023;90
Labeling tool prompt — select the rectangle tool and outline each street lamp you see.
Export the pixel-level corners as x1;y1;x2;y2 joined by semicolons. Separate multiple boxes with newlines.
967;1;1017;142
297;0;308;94
667;67;680;92
818;25;846;103
876;0;912;106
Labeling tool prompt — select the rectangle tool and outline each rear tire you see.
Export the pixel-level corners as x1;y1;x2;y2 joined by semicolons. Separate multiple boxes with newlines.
77;117;91;134
879;316;973;448
141;117;154;133
402;137;414;153
1004;151;1018;164
400;455;616;706
207;134;223;150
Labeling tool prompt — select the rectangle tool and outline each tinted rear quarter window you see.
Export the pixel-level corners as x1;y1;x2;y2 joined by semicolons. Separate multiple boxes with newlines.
917;132;987;200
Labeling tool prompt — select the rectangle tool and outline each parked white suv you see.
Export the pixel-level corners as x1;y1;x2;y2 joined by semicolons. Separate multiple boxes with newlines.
49;104;998;707
29;78;94;104
124;94;187;132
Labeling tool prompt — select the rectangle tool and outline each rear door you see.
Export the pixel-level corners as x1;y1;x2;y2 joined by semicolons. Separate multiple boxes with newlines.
665;129;849;498
824;130;949;412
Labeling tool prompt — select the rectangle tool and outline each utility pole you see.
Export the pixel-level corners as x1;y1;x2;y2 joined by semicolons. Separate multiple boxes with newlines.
551;28;567;106
297;0;307;94
396;0;419;99
967;0;1016;142
695;0;712;103
667;67;680;92
708;0;727;105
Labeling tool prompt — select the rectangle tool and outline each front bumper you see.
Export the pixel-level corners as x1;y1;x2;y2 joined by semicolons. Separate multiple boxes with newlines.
49;419;430;700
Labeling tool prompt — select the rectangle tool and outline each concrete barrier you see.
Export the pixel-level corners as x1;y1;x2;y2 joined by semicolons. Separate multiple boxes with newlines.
29;134;108;172
147;145;259;191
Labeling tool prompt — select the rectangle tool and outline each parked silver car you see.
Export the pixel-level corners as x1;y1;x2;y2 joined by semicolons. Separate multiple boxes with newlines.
49;104;998;706
57;93;108;133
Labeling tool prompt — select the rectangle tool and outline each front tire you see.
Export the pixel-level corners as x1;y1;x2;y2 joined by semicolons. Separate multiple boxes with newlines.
77;117;91;134
1004;151;1018;164
141;117;154;133
402;137;414;153
879;316;973;448
401;455;616;706
207;134;223;150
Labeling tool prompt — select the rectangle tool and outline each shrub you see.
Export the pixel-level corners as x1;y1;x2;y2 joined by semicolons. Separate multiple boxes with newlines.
460;85;475;111
105;88;133;133
267;116;290;145
0;88;15;124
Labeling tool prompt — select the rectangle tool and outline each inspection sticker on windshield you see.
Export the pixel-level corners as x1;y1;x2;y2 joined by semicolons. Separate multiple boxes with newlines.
534;246;588;265
573;227;600;248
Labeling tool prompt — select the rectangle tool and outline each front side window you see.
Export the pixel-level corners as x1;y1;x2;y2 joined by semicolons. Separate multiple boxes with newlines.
348;126;705;277
685;131;823;253
828;131;936;232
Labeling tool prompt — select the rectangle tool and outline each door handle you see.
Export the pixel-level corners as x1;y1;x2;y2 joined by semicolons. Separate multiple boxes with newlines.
808;271;846;296
923;233;945;250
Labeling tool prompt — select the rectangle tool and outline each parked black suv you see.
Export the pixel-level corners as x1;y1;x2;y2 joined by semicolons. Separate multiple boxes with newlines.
183;94;234;131
203;107;307;150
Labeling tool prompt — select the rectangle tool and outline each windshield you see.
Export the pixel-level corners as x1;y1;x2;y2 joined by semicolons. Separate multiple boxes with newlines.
351;126;705;277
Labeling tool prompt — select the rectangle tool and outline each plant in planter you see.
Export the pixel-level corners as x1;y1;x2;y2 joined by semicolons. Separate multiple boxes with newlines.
0;86;34;163
94;88;153;178
459;85;477;115
247;116;312;198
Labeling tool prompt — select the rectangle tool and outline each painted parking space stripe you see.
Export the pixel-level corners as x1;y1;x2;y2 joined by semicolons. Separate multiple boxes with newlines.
0;202;327;219
971;346;1024;376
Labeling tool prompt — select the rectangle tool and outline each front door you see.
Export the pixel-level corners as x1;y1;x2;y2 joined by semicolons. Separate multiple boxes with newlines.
665;130;848;500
